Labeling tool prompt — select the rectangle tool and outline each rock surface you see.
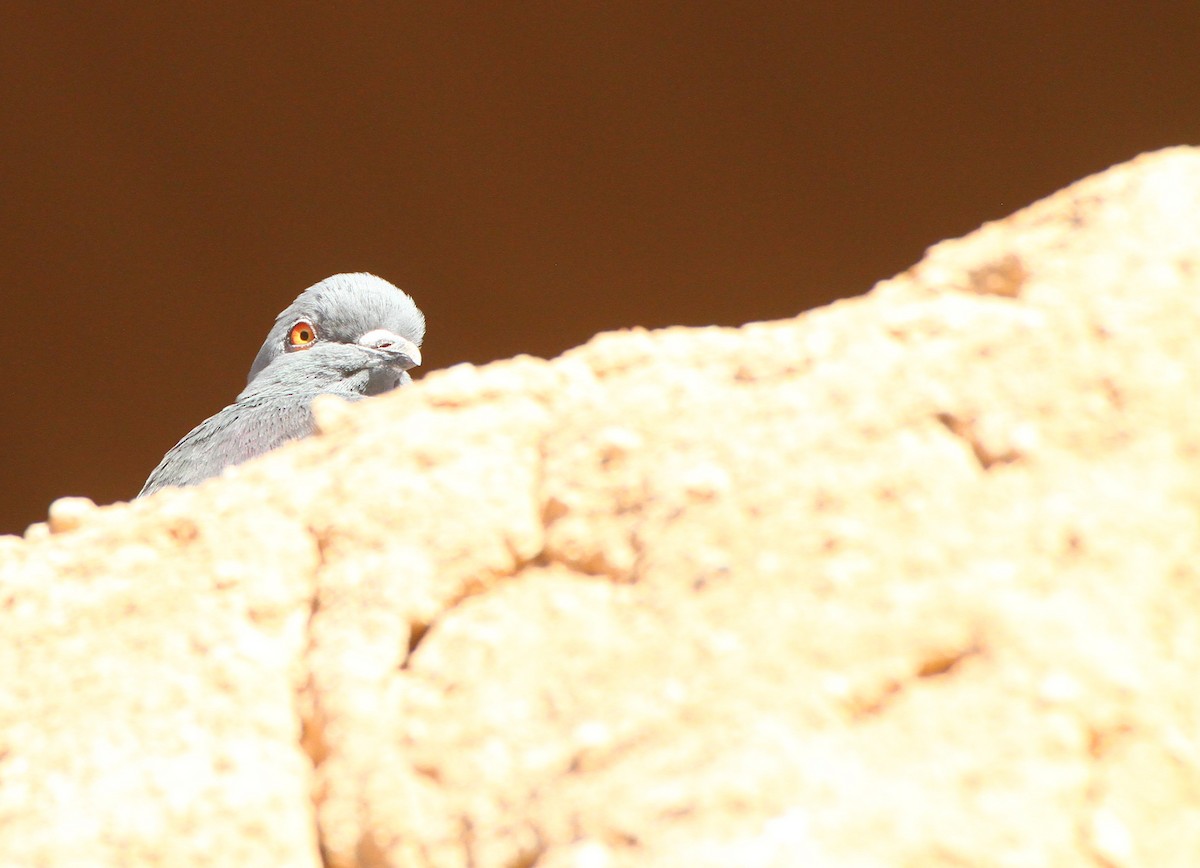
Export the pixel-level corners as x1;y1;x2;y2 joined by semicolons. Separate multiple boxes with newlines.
5;148;1200;866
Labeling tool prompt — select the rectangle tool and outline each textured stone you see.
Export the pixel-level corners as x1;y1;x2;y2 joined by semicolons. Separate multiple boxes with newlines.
4;147;1200;865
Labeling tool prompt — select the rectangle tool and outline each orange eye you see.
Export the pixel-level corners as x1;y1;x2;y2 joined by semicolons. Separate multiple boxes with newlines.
289;321;316;347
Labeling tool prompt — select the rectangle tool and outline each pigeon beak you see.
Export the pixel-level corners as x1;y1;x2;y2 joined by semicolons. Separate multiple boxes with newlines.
357;329;422;371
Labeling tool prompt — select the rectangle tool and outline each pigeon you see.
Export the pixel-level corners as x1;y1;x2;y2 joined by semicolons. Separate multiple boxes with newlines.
138;273;424;498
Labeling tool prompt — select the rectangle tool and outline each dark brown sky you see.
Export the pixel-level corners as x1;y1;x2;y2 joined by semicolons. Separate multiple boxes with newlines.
2;3;1197;534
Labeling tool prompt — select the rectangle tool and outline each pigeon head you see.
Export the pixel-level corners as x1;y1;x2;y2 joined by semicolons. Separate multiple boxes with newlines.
248;272;426;391
139;272;427;498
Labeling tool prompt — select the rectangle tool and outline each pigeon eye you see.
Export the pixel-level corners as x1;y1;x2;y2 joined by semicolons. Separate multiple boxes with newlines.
289;321;317;348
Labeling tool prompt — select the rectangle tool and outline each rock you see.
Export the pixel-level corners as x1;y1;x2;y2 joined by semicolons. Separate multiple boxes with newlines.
46;496;99;534
4;147;1200;865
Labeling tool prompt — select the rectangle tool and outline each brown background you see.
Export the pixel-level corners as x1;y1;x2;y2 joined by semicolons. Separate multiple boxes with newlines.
1;3;1196;535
